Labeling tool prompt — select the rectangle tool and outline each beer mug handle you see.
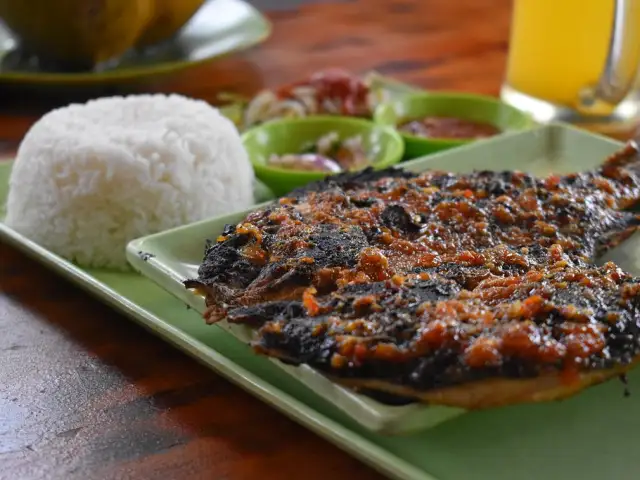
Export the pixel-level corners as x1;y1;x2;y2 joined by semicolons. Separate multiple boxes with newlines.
580;0;640;108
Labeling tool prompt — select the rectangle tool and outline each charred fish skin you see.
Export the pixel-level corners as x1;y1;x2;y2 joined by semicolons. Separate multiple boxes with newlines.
287;166;415;198
191;146;640;306
189;142;640;304
254;264;640;393
187;143;640;405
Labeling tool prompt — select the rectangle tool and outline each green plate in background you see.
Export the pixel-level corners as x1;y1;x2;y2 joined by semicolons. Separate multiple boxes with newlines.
0;0;271;85
3;124;640;479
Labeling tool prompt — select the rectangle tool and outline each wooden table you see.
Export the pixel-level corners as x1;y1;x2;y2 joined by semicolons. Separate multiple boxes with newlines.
0;1;511;478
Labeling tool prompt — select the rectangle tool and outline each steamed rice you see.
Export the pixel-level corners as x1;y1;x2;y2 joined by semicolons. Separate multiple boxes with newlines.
5;94;255;270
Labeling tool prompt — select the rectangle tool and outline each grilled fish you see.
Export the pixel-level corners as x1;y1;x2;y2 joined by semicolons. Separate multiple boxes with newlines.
187;143;640;408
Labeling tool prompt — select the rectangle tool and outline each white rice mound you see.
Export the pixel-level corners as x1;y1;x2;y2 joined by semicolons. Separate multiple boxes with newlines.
5;94;255;270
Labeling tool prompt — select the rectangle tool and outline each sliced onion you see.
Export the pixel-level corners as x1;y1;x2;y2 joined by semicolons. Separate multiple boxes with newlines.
268;153;342;173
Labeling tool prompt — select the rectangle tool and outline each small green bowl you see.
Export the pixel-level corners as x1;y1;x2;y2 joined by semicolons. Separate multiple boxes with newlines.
242;116;405;196
374;92;534;159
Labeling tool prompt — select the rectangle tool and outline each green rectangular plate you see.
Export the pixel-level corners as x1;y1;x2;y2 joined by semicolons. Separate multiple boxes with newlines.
4;124;640;479
125;122;640;435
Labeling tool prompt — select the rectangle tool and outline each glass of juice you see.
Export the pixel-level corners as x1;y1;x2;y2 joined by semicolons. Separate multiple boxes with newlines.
501;0;640;138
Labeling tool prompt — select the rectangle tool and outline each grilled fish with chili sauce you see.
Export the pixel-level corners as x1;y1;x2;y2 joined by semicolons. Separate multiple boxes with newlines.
186;143;640;408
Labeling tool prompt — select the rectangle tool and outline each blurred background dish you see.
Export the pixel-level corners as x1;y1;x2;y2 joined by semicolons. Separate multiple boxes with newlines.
0;0;155;70
136;0;207;49
0;0;270;84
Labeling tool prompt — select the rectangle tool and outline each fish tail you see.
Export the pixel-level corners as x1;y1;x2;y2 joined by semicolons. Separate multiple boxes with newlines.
602;141;640;170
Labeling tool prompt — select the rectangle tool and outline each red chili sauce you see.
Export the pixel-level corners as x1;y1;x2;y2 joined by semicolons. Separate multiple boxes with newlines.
399;116;501;139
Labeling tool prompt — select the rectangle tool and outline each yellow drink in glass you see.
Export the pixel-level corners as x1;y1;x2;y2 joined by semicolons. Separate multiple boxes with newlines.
502;0;640;136
506;0;617;108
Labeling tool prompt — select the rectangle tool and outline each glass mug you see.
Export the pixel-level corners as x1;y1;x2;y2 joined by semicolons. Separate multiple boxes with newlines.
501;0;640;138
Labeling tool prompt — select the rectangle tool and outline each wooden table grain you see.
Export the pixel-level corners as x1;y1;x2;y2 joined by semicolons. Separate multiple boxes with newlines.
0;1;511;478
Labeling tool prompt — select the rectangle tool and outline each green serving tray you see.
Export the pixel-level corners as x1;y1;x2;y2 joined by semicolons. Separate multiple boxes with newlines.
4;124;640;479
